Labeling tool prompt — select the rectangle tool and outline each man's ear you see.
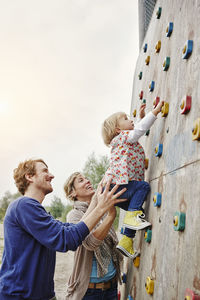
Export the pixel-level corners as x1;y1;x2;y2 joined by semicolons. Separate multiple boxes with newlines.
25;173;34;183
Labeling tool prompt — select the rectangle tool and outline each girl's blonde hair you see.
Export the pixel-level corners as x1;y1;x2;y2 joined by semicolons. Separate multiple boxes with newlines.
102;112;126;146
63;172;81;202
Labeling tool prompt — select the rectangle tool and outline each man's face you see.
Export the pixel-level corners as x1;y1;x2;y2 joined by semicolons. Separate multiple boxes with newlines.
73;174;95;202
32;162;54;195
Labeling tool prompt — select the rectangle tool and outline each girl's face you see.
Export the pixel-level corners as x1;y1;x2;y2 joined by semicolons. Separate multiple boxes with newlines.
73;174;95;203
117;114;134;131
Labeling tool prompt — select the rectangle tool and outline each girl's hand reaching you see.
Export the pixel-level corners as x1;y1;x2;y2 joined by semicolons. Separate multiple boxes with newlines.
152;100;164;116
139;103;146;119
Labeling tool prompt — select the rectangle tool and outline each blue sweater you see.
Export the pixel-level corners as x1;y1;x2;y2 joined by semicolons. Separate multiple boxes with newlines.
0;197;89;300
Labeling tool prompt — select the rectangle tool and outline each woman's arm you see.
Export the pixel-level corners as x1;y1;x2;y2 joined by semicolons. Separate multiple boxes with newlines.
81;180;126;232
67;204;115;250
92;207;116;241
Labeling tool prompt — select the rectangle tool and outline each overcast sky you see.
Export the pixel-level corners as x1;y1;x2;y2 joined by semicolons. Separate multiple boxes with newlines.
0;0;139;205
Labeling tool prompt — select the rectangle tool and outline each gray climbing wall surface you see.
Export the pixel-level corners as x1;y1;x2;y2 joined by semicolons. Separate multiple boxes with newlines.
119;1;200;299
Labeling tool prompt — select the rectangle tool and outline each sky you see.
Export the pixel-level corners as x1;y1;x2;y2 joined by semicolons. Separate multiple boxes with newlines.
0;0;139;205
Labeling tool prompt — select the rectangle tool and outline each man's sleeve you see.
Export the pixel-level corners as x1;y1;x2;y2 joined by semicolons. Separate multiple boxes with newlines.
16;198;89;252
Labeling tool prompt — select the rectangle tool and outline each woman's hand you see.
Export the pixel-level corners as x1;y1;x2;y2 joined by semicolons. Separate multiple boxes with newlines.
96;179;127;213
107;206;117;219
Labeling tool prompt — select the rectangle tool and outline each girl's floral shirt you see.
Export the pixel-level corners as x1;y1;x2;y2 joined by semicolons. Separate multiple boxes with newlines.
105;131;145;184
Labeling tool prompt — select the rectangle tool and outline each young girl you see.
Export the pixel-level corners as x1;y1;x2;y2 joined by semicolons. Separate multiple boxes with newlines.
101;101;164;258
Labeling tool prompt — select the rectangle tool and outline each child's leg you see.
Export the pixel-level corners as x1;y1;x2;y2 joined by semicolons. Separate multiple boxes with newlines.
127;180;150;211
124;227;136;238
123;180;151;230
112;180;150;211
117;228;138;259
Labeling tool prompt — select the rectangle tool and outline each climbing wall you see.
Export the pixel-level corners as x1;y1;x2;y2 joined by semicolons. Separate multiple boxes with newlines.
119;1;200;299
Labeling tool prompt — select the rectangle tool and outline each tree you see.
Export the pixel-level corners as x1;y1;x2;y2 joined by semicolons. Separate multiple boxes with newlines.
49;196;64;219
0;191;21;221
82;152;109;189
82;152;119;230
61;204;73;222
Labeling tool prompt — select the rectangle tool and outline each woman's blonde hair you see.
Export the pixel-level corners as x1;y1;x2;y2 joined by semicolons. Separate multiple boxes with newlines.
13;159;48;195
64;172;81;202
102;112;126;146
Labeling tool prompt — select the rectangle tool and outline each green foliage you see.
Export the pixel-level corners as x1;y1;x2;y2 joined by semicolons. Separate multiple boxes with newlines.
113;207;120;231
0;191;21;221
48;196;65;219
82;152;109;189
83;153;120;230
61;204;73;222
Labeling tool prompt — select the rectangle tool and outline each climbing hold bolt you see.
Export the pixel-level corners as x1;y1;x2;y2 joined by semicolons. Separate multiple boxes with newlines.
156;7;162;19
166;22;173;37
161;102;169;117
149;81;155;92
144;158;149;169
143;43;148;53
139;90;143;99
145;129;150;136
173;212;186;231
133;255;140;268
180;96;191;114
122;273;127;283
163;57;170;71
153;192;162;207
182;40;193;59
184;288;200;300
145;277;154;294
155;40;161;53
154;143;163;157
118;291;121;300
145;56;150;65
144;229;152;243
192;118;200;141
153;96;160;108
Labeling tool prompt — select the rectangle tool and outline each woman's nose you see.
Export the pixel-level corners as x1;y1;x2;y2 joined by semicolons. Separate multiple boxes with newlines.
49;173;54;179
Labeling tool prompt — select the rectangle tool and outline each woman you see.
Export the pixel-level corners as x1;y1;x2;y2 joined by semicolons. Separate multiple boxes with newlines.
64;172;124;300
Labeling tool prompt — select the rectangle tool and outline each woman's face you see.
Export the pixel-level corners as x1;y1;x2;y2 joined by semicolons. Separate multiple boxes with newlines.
73;174;95;202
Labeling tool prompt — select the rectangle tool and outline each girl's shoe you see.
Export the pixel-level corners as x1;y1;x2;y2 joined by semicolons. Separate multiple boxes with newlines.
116;235;139;259
123;211;151;230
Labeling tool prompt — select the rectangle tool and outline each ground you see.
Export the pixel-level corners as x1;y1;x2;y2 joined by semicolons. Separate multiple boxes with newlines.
0;223;74;300
54;251;74;300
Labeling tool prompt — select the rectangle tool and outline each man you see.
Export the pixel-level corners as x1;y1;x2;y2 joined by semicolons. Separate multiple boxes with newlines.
0;159;126;300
